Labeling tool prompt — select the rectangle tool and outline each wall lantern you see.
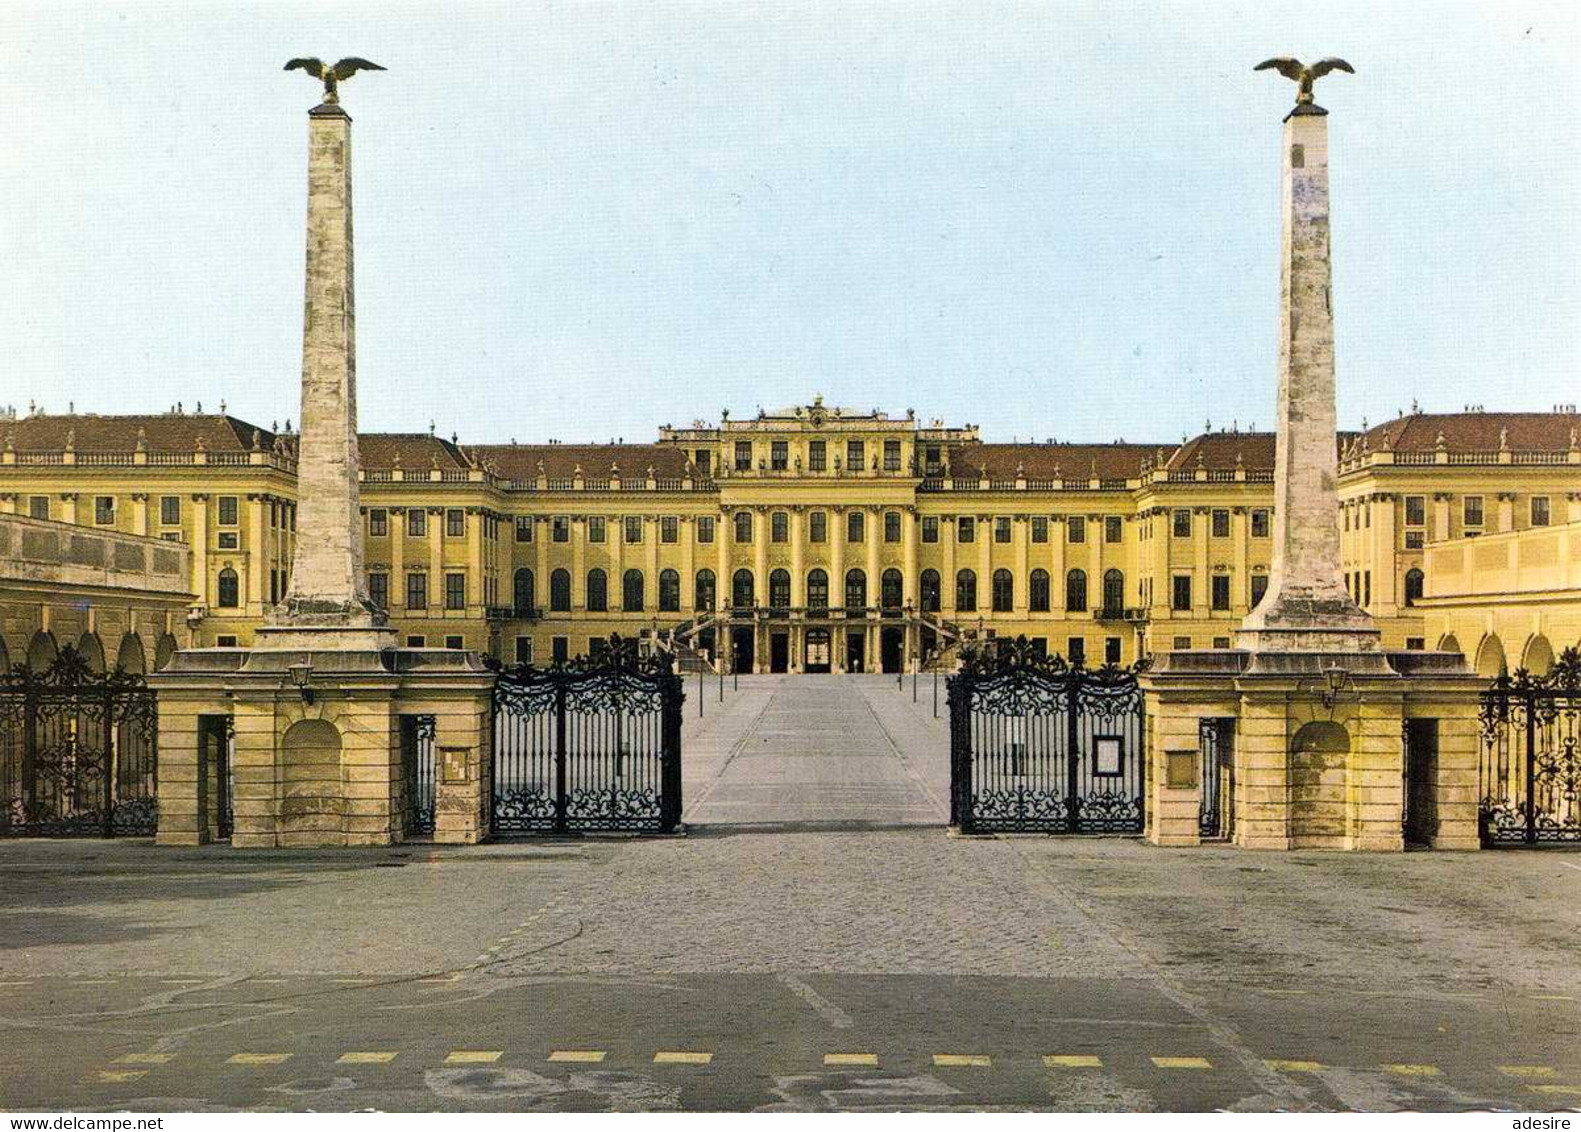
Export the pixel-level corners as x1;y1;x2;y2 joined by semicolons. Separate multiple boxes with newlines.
287;660;316;705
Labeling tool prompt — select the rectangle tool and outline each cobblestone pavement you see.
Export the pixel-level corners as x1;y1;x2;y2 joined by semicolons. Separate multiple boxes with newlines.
0;676;1577;1111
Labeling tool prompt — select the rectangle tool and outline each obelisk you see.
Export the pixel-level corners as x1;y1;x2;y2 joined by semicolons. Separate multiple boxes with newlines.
1236;74;1380;660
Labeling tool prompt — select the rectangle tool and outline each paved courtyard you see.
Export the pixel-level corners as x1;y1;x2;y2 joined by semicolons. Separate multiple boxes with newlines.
0;676;1577;1112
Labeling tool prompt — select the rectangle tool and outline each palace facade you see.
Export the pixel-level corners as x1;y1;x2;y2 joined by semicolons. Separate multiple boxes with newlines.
2;401;1578;674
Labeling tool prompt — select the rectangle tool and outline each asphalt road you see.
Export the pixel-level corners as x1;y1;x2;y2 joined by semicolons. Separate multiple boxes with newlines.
0;677;1577;1112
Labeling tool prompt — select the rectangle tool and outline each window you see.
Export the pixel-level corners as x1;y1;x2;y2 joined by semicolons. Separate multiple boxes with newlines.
1068;516;1086;544
925;445;942;473
881;568;903;610
159;496;180;525
847;510;865;543
734;441;752;471
1105;516;1122;544
1172;636;1192;650
552;636;569;663
446;635;465;651
1102;569;1124;615
407;635;426;649
446;509;464;537
734;511;752;543
694;569;716;611
217;532;239;550
1406;637;1426;651
731;568;754;609
885;511;902;543
994;517;1011;543
1030;569;1051;612
368;508;387;536
1105;637;1122;665
1211;574;1231;611
846;440;865;471
1463;496;1484;528
216;496;237;526
920;569;941;613
956;569;978;612
216;635;238;648
809;440;826;472
772;511;789;543
624;515;643;543
546;516;565;543
1251;573;1269;606
659;569;681;612
29;496;49;520
513;568;535;615
696;516;714;544
771;440;788;471
94;496;115;525
1405;495;1425;527
1405;531;1425;550
622;569;644;611
1172;509;1191;538
922;516;939;543
809;511;827;543
807;568;829;610
1363;570;1372;608
1211;509;1229;538
586;568;607;612
514;636;533;665
1067;638;1086;667
408;509;426;537
1532;497;1551;527
549;569;571;612
694;449;711;476
587;516;606;543
1172;574;1193;612
368;571;389;611
1251;508;1270;538
1066;569;1088;613
1031;517;1049;544
991;569;1014;612
845;569;867;609
216;567;240;608
1212;636;1231;650
883;440;901;471
445;572;466;610
958;516;975;543
407;572;428;610
661;515;679;543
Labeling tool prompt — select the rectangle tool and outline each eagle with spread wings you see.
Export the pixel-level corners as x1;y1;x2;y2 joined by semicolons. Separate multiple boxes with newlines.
285;57;386;105
1254;57;1354;105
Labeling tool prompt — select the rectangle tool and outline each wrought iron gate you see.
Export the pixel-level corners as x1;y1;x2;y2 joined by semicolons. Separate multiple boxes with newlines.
401;714;436;836
492;638;683;835
1199;717;1234;841
948;639;1146;834
1479;651;1581;846
0;648;158;837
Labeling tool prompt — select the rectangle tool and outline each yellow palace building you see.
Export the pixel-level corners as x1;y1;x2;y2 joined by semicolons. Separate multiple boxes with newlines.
2;401;1578;673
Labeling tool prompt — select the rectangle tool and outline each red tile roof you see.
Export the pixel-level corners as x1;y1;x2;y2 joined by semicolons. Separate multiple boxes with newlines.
1357;412;1578;453
357;433;468;470
3;413;276;453
946;443;1166;481
1166;432;1276;473
468;444;695;481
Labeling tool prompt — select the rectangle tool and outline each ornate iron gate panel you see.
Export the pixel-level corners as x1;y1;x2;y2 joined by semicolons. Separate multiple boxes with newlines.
401;714;436;836
492;639;683;835
1199;717;1234;841
0;648;158;838
1480;651;1581;847
948;640;1145;834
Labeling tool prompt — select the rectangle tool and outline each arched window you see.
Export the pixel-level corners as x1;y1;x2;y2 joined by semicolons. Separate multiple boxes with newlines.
1102;569;1124;615
217;567;240;608
920;569;941;613
807;568;829;611
694;568;716;611
622;569;645;611
956;569;977;613
732;568;755;609
513;568;535;616
845;569;867;610
769;569;791;610
1066;568;1088;613
881;568;903;610
734;511;753;543
1404;568;1424;606
658;568;681;612
550;568;572;612
1029;568;1050;613
991;568;1013;612
586;568;607;612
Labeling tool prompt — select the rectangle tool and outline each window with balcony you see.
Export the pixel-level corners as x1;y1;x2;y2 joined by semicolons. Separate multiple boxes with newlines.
845;569;867;609
769;569;791;611
807;569;829;611
512;568;534;615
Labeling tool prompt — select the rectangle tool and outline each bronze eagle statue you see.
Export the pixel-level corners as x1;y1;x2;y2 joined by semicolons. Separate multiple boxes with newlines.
284;57;386;105
1255;57;1354;105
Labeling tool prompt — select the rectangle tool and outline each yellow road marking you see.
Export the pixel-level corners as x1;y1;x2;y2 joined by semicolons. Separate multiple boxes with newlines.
824;1053;878;1067
654;1052;714;1065
93;1070;147;1083
933;1054;991;1067
548;1050;606;1063
228;1053;292;1065
115;1053;174;1065
1383;1064;1440;1077
1153;1057;1213;1070
1044;1054;1103;1068
1500;1065;1556;1078
1264;1060;1325;1073
446;1050;503;1064
1529;1085;1581;1097
337;1052;398;1064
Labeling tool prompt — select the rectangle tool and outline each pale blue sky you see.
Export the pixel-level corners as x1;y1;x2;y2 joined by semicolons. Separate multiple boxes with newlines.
2;1;1576;445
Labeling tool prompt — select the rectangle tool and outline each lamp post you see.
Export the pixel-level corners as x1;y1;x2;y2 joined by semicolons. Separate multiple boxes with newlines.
287;660;315;706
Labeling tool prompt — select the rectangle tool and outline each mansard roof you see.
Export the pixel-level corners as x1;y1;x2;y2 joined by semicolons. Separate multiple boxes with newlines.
4;413;276;453
1356;411;1578;453
1166;431;1276;473
357;433;469;470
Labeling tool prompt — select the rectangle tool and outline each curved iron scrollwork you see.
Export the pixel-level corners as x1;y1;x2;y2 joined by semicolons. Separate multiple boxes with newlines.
492;635;683;835
1479;647;1581;846
1;647;159;838
949;639;1146;835
401;714;437;836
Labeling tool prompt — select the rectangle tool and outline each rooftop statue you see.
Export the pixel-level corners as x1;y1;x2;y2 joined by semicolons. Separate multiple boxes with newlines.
284;57;386;105
1254;56;1354;105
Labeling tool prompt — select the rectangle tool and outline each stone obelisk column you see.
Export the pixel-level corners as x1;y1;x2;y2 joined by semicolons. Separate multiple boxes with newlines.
1236;100;1379;659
